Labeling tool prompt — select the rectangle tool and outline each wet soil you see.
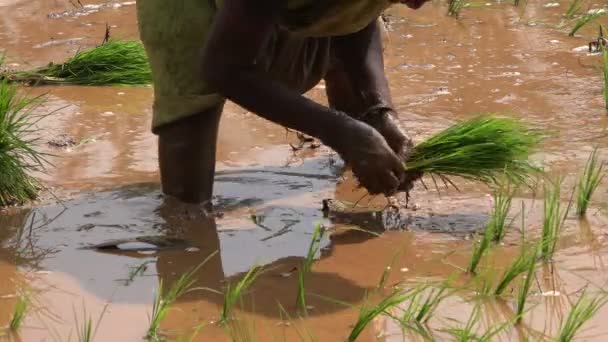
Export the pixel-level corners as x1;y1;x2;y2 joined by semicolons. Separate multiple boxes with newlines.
2;0;608;341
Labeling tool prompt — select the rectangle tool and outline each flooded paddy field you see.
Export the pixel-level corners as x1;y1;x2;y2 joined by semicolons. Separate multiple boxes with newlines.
2;0;608;341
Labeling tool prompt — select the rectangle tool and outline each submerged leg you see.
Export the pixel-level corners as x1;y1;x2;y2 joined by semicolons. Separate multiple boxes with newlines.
156;105;223;204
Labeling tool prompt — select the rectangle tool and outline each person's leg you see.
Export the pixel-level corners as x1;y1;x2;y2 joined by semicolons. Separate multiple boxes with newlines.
157;104;224;204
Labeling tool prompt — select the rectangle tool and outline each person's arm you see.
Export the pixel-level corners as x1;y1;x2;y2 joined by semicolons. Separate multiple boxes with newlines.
201;0;406;195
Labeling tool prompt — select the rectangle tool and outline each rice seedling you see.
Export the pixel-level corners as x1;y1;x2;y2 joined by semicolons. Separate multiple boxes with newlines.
541;179;571;261
448;0;465;17
348;289;418;342
467;224;495;275
602;45;608;110
564;0;586;19
555;289;608;341
9;294;29;330
297;224;325;312
406;116;542;188
220;264;264;325
576;147;604;217
400;284;449;324
489;185;515;243
0;80;47;206
494;244;537;296
515;244;539;323
8;40;151;86
72;302;109;342
569;9;607;36
147;252;217;340
444;304;512;341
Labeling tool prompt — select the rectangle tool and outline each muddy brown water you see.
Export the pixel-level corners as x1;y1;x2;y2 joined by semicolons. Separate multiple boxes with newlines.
2;0;608;341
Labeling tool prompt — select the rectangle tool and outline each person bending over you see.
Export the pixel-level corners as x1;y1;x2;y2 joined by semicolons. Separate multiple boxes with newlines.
136;0;429;204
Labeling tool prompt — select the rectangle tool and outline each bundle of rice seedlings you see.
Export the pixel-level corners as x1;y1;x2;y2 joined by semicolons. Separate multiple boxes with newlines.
219;264;264;325
0;80;47;206
7;40;151;86
569;9;607;36
467;223;494;275
406;116;541;187
494;244;537;296
576;147;604;217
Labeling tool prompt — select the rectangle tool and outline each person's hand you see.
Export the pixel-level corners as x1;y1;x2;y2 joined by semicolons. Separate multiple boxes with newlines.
359;108;422;192
333;118;406;196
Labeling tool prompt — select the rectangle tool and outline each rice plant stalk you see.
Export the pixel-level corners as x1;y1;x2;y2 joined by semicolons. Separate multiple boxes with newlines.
0;80;48;206
9;294;29;330
406;116;542;188
467;223;495;274
489;185;515;243
297;224;325;312
555;289;608;342
564;0;586;19
569;9;607;36
348;289;418;342
541;179;571;260
147;252;217;340
7;40;151;86
220;264;264;325
576;147;604;217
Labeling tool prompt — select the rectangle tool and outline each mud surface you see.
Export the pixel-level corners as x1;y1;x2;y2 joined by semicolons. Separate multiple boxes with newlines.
2;0;608;341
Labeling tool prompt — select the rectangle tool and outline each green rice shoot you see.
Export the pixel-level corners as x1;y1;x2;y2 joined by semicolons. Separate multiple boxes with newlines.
297;224;325;312
489;185;515;243
541;179;571;261
8;40;151;86
576;147;604;217
75;310;93;342
444;304;512;341
515;244;538;323
564;0;586;19
556;289;608;342
406;116;541;187
0;80;47;206
467;223;495;275
9;294;29;330
147;253;216;340
348;290;417;342
602;44;608;111
494;244;537;296
220;264;264;325
400;284;448;324
448;0;465;17
569;9;607;36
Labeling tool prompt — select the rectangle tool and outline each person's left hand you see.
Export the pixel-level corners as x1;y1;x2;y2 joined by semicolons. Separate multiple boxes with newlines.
359;108;422;192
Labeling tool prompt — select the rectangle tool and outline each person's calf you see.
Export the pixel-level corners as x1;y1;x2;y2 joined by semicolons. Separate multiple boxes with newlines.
157;106;223;204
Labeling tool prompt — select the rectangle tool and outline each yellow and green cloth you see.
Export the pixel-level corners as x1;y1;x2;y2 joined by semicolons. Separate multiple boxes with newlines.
136;0;393;130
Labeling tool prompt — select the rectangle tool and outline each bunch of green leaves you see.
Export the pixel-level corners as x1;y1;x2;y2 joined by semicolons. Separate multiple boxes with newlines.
541;179;571;260
219;264;264;325
556;289;608;341
11;40;151;86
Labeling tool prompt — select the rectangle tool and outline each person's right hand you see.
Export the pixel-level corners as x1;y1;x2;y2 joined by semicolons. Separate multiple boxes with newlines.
333;119;406;196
